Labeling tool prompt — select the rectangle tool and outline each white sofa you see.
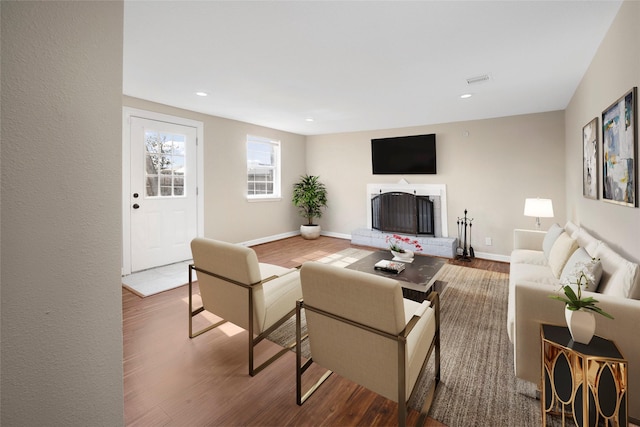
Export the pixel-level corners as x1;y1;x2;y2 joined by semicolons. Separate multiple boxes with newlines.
507;221;640;421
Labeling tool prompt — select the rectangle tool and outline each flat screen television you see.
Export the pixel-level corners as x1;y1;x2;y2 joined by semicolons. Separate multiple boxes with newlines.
371;133;436;174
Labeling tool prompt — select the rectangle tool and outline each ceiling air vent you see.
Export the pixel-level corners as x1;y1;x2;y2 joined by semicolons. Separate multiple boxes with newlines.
466;74;491;85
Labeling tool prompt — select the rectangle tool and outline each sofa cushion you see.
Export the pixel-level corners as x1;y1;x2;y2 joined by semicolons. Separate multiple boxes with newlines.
560;248;603;292
564;221;580;239
610;262;640;299
573;228;599;251
543;223;564;260
511;249;547;266
548;232;579;278
509;263;558;287
594;242;640;299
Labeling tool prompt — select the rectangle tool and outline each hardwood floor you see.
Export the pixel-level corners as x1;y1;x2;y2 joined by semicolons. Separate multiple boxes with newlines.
123;236;508;426
447;255;509;274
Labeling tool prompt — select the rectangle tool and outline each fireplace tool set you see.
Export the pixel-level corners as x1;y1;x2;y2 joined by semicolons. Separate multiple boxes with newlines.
457;209;474;261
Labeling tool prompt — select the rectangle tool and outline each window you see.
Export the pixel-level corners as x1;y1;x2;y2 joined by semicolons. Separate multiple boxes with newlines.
145;130;186;197
247;135;281;199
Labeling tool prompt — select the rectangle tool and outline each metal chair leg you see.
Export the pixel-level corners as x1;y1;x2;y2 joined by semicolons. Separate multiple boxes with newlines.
249;306;299;377
295;300;332;405
189;264;226;338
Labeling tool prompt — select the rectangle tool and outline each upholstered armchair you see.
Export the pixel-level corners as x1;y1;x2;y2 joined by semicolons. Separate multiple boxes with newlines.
296;262;440;426
189;237;302;376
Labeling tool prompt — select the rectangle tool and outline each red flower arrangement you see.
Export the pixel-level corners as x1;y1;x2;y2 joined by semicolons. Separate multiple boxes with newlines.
385;234;423;253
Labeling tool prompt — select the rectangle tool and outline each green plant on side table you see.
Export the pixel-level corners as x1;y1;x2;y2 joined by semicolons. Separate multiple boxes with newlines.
292;174;327;240
549;258;613;344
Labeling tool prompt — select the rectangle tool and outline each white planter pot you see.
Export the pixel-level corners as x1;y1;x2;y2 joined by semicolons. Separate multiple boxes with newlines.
300;224;321;240
391;249;414;261
565;307;596;344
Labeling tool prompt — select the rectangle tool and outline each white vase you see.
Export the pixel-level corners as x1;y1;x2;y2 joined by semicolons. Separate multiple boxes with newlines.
391;249;413;260
564;307;596;344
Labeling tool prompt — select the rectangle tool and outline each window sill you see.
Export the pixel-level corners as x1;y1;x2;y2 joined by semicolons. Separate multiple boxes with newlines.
247;196;282;203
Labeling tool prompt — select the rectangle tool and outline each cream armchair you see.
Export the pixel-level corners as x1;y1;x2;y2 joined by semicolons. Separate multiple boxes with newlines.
296;262;440;426
189;237;302;376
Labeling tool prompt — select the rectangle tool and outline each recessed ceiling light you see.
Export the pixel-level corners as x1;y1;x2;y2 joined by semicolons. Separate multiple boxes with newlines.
196;92;208;97
305;117;314;122
460;93;473;99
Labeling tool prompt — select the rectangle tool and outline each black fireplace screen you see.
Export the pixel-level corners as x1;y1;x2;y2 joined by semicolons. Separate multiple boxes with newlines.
371;192;434;235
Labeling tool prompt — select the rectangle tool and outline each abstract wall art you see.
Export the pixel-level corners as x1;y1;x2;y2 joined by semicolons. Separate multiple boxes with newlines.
582;117;598;199
601;87;637;207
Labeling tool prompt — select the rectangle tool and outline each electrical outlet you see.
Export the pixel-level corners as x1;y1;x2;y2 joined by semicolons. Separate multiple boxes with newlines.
485;237;492;246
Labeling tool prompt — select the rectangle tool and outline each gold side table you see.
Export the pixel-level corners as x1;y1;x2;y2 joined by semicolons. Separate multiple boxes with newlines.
541;324;628;426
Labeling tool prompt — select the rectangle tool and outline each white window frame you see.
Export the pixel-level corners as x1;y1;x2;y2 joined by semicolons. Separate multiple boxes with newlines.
246;135;281;201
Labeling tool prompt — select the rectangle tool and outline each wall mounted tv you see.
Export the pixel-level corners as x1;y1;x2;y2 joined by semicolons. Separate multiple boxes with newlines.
371;133;436;174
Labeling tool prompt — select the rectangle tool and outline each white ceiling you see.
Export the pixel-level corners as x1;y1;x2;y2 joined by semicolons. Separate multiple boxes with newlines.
123;1;623;136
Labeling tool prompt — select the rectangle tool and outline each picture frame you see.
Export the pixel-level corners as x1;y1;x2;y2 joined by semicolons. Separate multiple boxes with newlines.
601;87;637;207
582;117;599;199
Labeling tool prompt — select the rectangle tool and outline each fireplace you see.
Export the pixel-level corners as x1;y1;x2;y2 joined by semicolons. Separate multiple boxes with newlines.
353;183;455;257
366;182;448;238
371;192;435;235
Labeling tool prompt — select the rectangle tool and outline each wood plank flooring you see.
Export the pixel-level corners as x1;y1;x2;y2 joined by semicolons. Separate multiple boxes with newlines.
123;236;509;426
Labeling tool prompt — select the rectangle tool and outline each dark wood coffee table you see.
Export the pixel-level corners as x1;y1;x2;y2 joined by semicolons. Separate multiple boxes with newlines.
346;250;446;302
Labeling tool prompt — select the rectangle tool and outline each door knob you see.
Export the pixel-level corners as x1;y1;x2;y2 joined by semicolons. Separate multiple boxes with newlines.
133;204;140;209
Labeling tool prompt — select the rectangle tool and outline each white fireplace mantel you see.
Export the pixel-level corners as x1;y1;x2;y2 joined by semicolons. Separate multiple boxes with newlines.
366;183;448;237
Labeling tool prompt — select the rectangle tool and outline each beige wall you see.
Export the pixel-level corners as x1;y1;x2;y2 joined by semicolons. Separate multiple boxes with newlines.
124;0;640;267
123;97;307;244
123;99;567;260
1;1;637;425
565;0;640;265
306;112;566;259
1;2;124;425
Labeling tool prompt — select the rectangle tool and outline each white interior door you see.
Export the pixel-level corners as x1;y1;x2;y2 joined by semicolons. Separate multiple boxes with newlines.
129;117;198;272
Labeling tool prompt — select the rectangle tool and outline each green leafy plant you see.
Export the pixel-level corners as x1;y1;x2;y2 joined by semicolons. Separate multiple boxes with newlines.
292;175;328;225
548;259;614;319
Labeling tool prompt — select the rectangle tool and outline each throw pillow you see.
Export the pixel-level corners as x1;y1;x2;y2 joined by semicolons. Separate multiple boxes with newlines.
593;242;640;298
543;223;564;260
560;247;603;292
548;232;579;278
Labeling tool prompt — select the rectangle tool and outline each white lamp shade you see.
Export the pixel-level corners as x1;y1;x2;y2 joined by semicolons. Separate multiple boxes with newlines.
524;198;554;218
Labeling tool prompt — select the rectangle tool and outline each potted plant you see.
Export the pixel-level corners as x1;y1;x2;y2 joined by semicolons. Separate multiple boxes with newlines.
292;175;328;240
549;258;613;344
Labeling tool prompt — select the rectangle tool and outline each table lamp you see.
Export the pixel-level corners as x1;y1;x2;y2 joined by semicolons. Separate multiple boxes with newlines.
524;198;554;230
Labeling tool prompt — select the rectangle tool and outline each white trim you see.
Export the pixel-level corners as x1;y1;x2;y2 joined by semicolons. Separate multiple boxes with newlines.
246;135;281;199
240;231;300;247
472;251;511;263
366;183;449;237
240;230;351;247
320;230;351;240
246;197;282;203
122;107;204;275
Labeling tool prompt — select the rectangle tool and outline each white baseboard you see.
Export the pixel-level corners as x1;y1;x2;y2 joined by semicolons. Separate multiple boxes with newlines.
241;231;300;247
242;230;352;247
320;230;351;240
472;251;510;263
